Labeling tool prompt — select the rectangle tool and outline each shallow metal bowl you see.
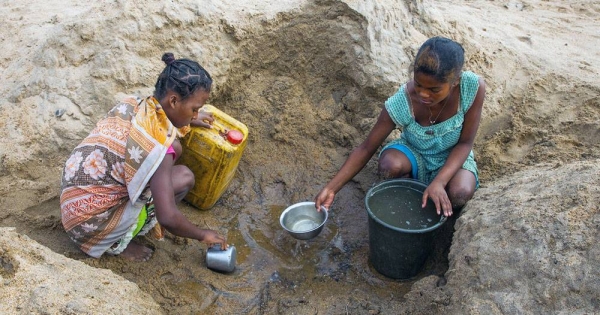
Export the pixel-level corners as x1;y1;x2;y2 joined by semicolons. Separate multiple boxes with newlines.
280;201;328;240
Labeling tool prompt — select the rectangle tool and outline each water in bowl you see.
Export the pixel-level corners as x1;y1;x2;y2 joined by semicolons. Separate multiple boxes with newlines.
290;215;320;232
367;185;439;230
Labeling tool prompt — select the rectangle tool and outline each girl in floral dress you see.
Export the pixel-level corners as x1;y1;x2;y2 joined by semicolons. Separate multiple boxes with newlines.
61;53;228;261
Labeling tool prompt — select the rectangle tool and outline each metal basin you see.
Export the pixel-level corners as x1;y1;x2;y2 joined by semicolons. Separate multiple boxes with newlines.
280;201;328;240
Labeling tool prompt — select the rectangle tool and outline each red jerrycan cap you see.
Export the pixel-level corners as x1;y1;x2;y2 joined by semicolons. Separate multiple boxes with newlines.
226;130;244;144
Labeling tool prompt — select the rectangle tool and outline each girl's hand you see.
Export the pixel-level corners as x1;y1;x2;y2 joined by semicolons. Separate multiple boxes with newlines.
201;230;228;250
315;187;335;212
422;181;453;217
192;110;214;128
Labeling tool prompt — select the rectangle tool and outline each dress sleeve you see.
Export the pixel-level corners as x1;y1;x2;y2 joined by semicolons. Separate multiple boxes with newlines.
384;84;410;127
459;71;480;112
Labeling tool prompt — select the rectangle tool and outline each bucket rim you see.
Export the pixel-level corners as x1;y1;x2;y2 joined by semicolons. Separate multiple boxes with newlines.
365;178;447;234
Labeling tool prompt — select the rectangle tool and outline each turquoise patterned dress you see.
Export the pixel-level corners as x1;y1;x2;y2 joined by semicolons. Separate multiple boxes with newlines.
381;71;480;187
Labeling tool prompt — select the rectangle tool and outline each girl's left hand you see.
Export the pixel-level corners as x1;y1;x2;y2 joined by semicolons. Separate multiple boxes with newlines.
192;110;214;128
422;181;453;217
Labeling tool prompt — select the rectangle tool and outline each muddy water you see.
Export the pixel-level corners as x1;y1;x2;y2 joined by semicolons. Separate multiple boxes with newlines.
4;183;449;314
163;198;420;313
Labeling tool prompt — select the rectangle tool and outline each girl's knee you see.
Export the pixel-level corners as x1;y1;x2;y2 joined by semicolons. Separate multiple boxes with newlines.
184;167;195;188
448;186;474;208
378;152;411;179
176;166;195;190
447;169;476;208
378;160;397;178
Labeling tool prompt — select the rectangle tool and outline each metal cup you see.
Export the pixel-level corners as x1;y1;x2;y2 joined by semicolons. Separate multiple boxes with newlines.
206;244;236;273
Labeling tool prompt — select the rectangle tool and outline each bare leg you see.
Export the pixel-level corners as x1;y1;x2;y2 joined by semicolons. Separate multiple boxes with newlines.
172;165;195;202
446;169;476;209
378;149;413;179
119;149;193;262
169;140;195;202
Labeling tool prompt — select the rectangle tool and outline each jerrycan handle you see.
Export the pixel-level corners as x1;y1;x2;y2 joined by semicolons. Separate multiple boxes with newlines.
211;121;227;134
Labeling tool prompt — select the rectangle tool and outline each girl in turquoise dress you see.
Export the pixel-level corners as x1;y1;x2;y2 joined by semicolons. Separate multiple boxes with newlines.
315;37;486;217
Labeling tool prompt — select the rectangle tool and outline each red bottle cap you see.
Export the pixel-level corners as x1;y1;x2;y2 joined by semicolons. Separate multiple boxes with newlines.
226;130;244;145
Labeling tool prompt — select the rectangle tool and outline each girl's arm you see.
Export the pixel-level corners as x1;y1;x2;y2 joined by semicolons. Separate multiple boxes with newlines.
424;77;486;215
315;109;396;210
150;154;227;248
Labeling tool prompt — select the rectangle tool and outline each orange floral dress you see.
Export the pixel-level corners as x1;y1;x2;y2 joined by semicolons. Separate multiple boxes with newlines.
60;96;189;258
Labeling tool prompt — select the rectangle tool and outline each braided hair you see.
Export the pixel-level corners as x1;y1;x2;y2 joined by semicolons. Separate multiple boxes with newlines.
413;37;465;83
154;52;212;101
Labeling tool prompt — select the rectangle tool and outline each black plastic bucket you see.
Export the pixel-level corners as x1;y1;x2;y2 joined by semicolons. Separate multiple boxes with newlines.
365;179;446;279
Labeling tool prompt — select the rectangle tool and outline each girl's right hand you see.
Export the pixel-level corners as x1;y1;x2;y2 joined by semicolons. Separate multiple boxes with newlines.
315;187;335;212
201;230;228;250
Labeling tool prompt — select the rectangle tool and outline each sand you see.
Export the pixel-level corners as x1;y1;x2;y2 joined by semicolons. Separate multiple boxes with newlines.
0;0;599;314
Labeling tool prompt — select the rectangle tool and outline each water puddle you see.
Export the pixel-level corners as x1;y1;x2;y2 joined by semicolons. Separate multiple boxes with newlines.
5;193;446;314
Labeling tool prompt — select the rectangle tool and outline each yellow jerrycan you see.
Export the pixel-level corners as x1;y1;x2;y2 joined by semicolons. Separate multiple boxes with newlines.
178;104;248;210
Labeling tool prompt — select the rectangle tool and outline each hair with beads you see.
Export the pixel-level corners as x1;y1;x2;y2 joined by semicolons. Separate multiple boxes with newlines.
154;52;212;101
413;37;465;83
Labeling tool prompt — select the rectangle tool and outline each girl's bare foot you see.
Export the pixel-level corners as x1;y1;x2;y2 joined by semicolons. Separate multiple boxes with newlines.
120;241;154;262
